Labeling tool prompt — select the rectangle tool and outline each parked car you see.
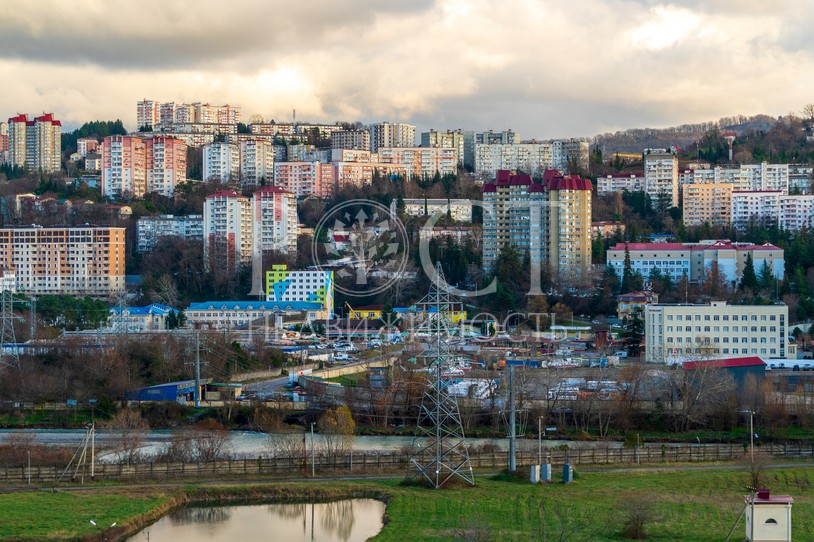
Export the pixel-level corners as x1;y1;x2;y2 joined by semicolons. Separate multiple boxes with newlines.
334;353;354;362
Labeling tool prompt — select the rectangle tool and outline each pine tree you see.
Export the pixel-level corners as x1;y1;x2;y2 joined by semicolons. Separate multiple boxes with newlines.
621;245;636;293
739;253;759;292
757;260;775;295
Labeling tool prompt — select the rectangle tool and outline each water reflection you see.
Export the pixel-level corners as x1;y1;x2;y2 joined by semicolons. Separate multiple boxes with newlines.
127;499;384;542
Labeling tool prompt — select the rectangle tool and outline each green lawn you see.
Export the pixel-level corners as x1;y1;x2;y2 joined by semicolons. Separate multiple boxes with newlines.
2;466;814;541
0;489;170;540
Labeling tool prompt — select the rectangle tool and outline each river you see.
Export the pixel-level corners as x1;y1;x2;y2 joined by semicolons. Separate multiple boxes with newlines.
0;428;623;461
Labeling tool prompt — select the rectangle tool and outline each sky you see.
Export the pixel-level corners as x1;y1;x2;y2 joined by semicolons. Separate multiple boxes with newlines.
1;0;813;139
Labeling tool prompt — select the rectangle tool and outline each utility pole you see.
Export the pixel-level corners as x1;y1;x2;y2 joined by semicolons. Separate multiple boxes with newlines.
194;331;201;408
509;366;516;472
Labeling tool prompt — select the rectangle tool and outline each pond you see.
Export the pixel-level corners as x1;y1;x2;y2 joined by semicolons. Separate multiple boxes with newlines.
126;499;386;542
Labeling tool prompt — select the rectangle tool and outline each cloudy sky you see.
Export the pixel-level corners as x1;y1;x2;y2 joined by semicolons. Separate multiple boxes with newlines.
1;0;813;138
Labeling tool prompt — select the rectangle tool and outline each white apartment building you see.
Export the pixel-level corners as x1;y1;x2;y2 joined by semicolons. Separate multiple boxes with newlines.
643;149;678;207
778;195;814;231
596;174;645;195
136;214;204;253
731;191;782;231
331;130;370;151
331;149;372;163
474;140;587;178
7;113;62;174
145;137;187;197
370;122;415;152
287;144;330;162
645;301;790;363
239;140;275;187
0;226;125;297
377;147;458;177
739;163;789;192
203;142;239;183
252;186;299;254
402;198;473;222
607;240;784;284
203;191;253;272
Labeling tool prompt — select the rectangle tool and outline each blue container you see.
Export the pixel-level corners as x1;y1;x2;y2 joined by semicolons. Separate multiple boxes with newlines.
540;463;552;482
562;463;573;484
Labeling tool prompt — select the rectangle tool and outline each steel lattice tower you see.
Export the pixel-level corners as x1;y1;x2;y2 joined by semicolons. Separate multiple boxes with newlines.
406;262;474;488
0;289;19;369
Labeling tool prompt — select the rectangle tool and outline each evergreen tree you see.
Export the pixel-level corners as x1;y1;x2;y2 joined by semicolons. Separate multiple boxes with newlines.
621;245;637;293
739;253;759;292
621;307;645;357
757;260;775;295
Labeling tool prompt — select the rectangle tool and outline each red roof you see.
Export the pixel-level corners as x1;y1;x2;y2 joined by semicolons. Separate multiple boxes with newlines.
495;170;511;183
8;114;27;123
482;183;496;193
683;357;766;370
547;175;592;191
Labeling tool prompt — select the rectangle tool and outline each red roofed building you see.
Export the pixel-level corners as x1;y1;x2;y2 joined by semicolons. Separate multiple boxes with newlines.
483;169;592;283
682;356;766;390
7;113;62;173
607;239;784;284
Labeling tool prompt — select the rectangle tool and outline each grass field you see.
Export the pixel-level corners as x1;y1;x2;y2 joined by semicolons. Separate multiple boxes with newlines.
1;465;813;541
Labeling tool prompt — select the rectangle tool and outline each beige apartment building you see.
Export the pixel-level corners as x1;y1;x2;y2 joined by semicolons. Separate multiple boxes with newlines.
0;226;125;297
482;170;592;283
645;301;791;363
682;183;735;226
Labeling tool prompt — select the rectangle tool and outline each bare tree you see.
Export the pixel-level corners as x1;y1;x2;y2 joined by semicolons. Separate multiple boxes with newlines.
190;419;232;461
106;408;148;464
318;405;355;460
620;497;657;540
671;362;736;431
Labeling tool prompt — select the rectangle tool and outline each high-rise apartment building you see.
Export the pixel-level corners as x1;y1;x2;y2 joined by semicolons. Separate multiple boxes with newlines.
731;191;782;231
137;100;160;130
474;140;587;178
482;170;592;283
203;191;253;273
145;136;187;197
76;138;99;158
273;162;334;197
370;122;415;152
0;226;125;297
643;148;678;208
331;130;371;150
203;142;239;183
101;136;148;198
645;301;790;363
7;113;62;173
252;186;299;254
136;214;204;253
682;183;735;226
596;174;645;195
239;139;275;187
421;130;466;165
377;147;458;177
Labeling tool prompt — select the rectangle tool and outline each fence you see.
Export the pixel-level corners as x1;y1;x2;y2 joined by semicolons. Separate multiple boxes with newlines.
4;442;814;485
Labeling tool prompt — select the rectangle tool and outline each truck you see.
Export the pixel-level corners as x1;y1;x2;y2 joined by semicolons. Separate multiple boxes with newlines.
288;368;313;385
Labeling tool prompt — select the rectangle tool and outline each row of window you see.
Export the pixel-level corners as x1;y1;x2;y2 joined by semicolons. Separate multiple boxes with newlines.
667;325;776;333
